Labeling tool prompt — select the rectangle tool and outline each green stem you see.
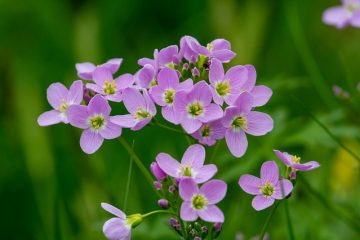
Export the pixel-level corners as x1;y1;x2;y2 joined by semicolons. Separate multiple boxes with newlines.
284;199;295;240
123;140;134;211
210;141;220;163
142;210;177;218
118;137;161;197
153;120;186;135
300;176;360;233
259;201;280;240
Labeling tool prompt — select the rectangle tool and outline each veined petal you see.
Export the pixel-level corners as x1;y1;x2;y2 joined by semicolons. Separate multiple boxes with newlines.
245;111;273;136
122;88;146;114
80;129;104;154
88;95;111;116
188;81;212;105
47;82;68;109
198;103;223;123
250;85;272;107
209;58;224;85
233;92;254;113
198;205;224;222
99;121;122;139
179;178;198;201
200;179;227;204
37;110;62;126
181;144;205;168
103;218;130;240
110;115;136;128
93;67;113;86
239;174;261;195
252;195;275;211
101;202;126;219
323;6;349;28
162;106;180;124
157;67;179;88
260;161;279;185
225;129;248;158
67;105;89;129
67;80;83;104
180;202;198;221
76;62;96;80
273;150;292;166
156;153;181;177
273;179;293;199
116;73;134;90
86;83;105;95
102;58;123;74
195;164;218;184
210;49;235;63
181;117;202;134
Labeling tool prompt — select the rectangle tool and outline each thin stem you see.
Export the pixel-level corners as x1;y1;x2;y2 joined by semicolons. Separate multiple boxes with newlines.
284;199;295;240
123;140;134;212
210;141;220;163
153;120;186;135
300;176;360;233
118;137;161;197
142;210;177;218
259;201;280;240
292;95;360;163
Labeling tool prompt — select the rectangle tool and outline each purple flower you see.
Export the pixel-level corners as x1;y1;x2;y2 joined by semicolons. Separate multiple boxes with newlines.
150;162;167;181
179;178;227;222
323;0;360;29
274;150;320;179
209;59;250;105
86;67;134;102
138;45;179;69
191;120;225;146
67;95;122;154
76;58;123;80
38;80;83;126
179;36;236;63
101;203;143;240
135;64;157;89
156;144;217;183
239;161;293;211
174;81;223;134
110;88;156;131
222;92;273;157
150;68;193;124
158;199;169;209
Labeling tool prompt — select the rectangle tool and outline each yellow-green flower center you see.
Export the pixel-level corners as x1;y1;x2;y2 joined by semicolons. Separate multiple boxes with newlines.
215;81;231;97
180;165;193;177
59;99;68;113
150;79;157;87
200;124;212;138
231;116;247;130
89;115;105;129
347;3;359;13
192;194;208;210
187;102;204;117
126;214;143;228
291;155;301;164
103;80;117;95
164;89;176;105
206;43;214;51
259;181;275;197
134;107;151;120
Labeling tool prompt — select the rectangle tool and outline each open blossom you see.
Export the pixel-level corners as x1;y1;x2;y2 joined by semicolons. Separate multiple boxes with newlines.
110;88;156;131
222;92;273;157
76;58;123;80
67;95;122;154
179;178;227;222
174;81;223;134
102;203;143;240
86;67;134;102
323;0;360;28
156;144;217;183
150;68;193;124
274;150;320;179
38;80;83;126
209;58;249;105
179;36;235;63
239;161;293;211
191;120;225;146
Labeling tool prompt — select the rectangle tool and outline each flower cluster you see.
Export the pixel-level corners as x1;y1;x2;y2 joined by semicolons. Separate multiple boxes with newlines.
323;0;360;28
38;35;273;157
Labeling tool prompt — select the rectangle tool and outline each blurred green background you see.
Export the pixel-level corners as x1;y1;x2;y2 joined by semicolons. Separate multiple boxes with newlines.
1;0;360;239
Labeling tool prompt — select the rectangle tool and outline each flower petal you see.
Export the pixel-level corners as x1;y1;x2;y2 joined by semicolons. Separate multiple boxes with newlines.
195;164;218;184
198;205;224;222
88;95;111;116
162;106;180;124
116;73;134;90
199;104;223;123
37;110;62;126
86;83;105;95
110;114;136;128
157;68;179;88
322;6;349;28
273;179;293;199
238;174;261;195
67;105;89;129
211;39;231;51
181;144;205;168
273;150;292;166
67;80;83;104
122;88;146;114
101;202;126;219
245;111;273;136
100;122;122;139
47;82;68;109
102;58;123;74
250;85;272;107
260;161;279;185
252;195;275;211
179;178;198;201
209;58;224;85
188;81;212;105
80;129;104;154
293;161;320;171
135;64;155;88
200;179;227;204
157;45;178;67
233;91;254;113
156;153;180;177
181;117;202;134
180;202;198;222
225;129;248;158
93;67;113;86
76;62;96;80
103;218;130;240
210;49;236;63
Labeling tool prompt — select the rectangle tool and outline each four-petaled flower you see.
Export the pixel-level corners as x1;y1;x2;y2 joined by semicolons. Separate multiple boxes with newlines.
323;0;360;29
76;58;123;80
239;161;293;211
179;178;227;222
174;81;223;134
67;95;122;154
110;88;156;131
156;144;217;183
38;80;83;126
222;92;273;157
191;120;225;146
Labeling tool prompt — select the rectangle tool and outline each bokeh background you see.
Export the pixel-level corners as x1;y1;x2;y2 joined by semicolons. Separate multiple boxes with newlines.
1;0;360;239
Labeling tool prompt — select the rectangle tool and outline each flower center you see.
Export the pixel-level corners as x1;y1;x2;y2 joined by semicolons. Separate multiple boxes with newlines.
103;80;117;95
215;81;231;97
134;107;151;120
259;181;275;197
187;102;204;118
291;155;301;164
346;3;360;13
191;194;208;210
206;43;214;52
150;79;157;87
89;115;105;129
200;124;212;138
231;116;247;130
180;165;193;177
163;89;176;105
58;99;68;112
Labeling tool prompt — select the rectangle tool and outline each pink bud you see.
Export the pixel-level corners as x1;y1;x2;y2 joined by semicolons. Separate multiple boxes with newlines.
157;199;169;209
150;162;167;180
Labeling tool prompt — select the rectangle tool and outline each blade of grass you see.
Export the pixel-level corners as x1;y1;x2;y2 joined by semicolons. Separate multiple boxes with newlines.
284;199;295;240
259;201;280;240
123;140;134;212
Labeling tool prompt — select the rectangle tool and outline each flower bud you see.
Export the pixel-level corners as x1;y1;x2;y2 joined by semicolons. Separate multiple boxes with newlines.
192;67;200;77
150;162;167;180
126;213;143;228
214;222;222;232
157;199;169;209
168;185;175;193
194;237;201;240
154;181;162;190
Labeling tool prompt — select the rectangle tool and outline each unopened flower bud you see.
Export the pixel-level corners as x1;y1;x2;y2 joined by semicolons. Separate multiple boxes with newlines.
183;63;189;71
157;199;169;209
201;226;208;232
192;67;200;77
150;162;167;180
154;181;162;190
214;222;222;232
168;185;175;193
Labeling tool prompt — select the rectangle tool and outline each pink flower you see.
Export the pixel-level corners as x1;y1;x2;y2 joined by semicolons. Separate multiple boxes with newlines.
191;120;225;146
323;0;360;29
156;144;217;183
76;58;122;80
179;178;227;222
239;161;293;211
